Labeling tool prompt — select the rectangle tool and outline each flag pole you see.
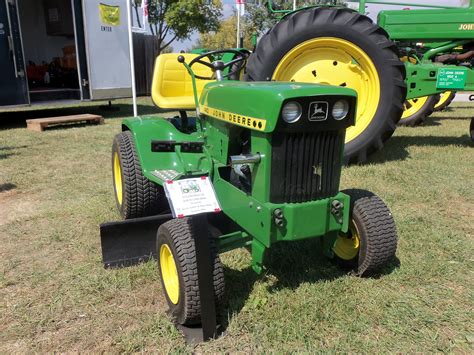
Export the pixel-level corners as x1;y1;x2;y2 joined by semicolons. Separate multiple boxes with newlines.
126;0;138;117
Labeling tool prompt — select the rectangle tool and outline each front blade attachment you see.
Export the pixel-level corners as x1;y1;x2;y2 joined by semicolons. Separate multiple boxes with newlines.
100;214;173;268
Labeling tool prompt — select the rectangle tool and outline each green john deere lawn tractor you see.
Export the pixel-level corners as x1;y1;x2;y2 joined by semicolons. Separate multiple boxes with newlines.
102;49;398;330
252;0;474;161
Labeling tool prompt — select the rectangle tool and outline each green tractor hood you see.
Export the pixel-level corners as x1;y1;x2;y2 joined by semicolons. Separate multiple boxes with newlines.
199;82;357;133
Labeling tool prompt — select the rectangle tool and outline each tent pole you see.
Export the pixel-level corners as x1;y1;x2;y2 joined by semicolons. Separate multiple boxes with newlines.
126;0;138;117
236;5;240;48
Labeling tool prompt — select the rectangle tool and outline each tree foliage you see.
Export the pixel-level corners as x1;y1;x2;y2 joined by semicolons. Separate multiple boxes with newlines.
141;0;222;54
197;16;254;50
198;0;347;50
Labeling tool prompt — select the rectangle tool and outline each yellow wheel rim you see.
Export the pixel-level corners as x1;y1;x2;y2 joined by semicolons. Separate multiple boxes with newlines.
272;37;381;144
434;91;453;110
333;221;361;261
401;96;428;119
113;152;123;205
160;244;180;304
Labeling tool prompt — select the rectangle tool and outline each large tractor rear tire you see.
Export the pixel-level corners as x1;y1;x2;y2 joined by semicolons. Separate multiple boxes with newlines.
399;94;439;127
112;131;167;219
246;7;406;164
434;91;456;112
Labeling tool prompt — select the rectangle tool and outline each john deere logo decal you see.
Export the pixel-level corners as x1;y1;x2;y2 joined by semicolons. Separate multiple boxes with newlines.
309;102;328;121
458;24;474;30
200;105;267;131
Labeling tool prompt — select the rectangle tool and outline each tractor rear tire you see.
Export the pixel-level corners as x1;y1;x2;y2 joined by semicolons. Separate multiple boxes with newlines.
434;91;456;112
245;7;406;164
332;189;397;276
112;131;167;219
399;94;439;127
157;218;225;325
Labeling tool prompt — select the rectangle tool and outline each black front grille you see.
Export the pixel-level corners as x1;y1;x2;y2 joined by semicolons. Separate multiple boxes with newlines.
270;131;344;203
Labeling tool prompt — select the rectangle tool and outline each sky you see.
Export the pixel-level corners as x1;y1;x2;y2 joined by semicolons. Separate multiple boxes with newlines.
172;0;465;52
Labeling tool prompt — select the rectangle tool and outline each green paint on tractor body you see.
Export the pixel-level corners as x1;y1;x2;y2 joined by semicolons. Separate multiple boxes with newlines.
377;4;474;97
199;81;355;133
123;118;211;181
123;79;357;273
378;8;474;41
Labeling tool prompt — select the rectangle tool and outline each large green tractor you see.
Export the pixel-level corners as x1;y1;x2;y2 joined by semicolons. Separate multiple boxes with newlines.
102;50;398;332
249;0;474;162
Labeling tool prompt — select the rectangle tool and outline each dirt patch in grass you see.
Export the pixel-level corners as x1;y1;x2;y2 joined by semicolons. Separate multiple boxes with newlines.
0;189;40;227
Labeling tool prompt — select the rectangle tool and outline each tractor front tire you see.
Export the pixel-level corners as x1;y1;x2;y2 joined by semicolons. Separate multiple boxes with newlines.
157;218;225;325
332;189;397;276
434;91;456;112
246;7;406;164
112;131;167;219
399;95;439;127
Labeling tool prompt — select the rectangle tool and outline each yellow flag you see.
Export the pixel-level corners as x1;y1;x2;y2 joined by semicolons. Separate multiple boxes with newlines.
99;3;120;26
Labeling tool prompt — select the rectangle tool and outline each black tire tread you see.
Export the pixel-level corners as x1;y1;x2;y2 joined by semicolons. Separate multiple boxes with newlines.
157;218;224;325
399;94;440;127
112;131;166;219
341;189;397;276
434;91;456;112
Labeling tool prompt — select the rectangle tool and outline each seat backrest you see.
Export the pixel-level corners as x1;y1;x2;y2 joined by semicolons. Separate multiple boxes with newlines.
151;53;213;110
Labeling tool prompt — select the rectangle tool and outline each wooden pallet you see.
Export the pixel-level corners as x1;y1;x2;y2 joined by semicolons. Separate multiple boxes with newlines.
26;114;104;132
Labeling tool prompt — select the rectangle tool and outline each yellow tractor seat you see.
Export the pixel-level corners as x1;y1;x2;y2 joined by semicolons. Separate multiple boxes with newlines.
151;53;213;111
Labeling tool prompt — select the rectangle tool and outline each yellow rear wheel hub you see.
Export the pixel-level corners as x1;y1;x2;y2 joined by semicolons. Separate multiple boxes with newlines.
272;37;381;144
401;96;428;119
434;91;453;109
160;244;180;304
113;152;123;205
333;222;361;261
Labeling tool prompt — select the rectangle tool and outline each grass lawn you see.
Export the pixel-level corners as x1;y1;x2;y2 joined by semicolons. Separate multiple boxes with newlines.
0;99;473;352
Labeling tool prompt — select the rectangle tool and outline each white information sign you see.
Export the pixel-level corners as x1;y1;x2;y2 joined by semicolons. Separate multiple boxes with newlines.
164;177;221;218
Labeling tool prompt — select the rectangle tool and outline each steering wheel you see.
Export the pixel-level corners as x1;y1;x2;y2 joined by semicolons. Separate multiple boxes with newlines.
184;49;248;80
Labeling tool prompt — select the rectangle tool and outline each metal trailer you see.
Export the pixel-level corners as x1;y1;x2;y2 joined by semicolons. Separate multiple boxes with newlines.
0;0;134;108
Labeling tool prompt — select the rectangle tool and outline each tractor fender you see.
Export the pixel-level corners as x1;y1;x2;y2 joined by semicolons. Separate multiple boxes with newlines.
121;117;212;185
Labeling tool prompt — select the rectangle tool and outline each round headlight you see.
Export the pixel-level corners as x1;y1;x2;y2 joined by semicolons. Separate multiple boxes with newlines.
332;100;349;120
281;101;302;124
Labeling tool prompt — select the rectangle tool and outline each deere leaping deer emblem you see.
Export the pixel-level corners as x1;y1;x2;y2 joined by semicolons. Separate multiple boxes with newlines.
309;102;328;121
